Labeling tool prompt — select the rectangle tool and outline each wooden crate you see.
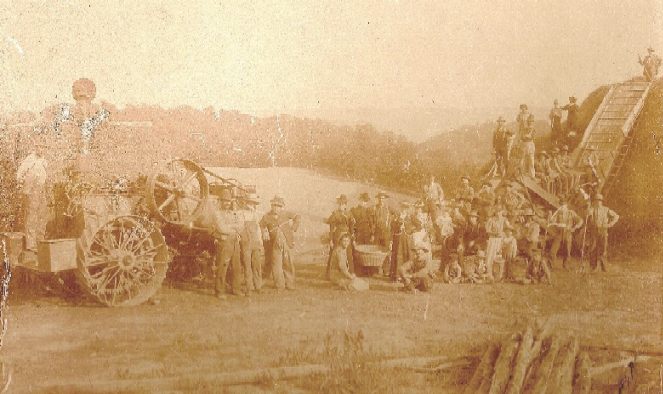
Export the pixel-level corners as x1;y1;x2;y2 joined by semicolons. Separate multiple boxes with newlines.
37;239;78;272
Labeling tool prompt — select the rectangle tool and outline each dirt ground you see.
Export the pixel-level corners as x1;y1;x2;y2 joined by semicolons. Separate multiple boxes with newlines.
4;248;661;392
3;168;662;392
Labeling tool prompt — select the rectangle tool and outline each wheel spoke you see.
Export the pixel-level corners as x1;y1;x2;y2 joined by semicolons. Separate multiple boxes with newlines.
95;266;121;293
181;194;201;203
120;222;145;251
135;257;157;270
135;245;161;259
99;227;119;250
117;272;132;298
91;234;113;255
85;256;111;268
154;180;176;192
174;198;182;221
158;194;177;212
130;236;152;253
89;265;116;281
179;171;197;188
110;285;118;305
82;215;168;306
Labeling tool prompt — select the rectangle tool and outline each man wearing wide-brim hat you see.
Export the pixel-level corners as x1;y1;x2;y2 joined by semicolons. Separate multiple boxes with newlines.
548;196;583;270
457;209;483;272
521;207;542;267
493;117;512;177
456;176;475;206
240;192;265;295
260;195;300;290
484;205;511;282
398;241;435;292
520;119;537;178
639;46;662;81
501;224;518;281
212;188;245;298
561;96;579;144
423;174;444;221
324;194;355;279
476;180;496;220
516;104;531;140
549;98;564;146
352;192;374;244
586;193;619;272
387;201;411;280
372;191;392;248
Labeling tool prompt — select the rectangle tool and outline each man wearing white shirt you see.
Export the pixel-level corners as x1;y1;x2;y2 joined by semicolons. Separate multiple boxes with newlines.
17;138;49;251
240;193;265;295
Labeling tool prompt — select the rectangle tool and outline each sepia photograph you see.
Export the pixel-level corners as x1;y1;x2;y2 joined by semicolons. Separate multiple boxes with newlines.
0;1;662;392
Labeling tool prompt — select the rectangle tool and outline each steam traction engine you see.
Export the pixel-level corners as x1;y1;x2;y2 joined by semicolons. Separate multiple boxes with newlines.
0;159;241;306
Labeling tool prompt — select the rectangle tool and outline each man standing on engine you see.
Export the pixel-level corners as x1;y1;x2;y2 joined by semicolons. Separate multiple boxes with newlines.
16;135;49;253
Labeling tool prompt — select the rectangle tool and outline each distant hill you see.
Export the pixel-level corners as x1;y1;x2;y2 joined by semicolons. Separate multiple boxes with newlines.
415;88;611;192
299;105;552;143
3;79;652;237
416;119;549;182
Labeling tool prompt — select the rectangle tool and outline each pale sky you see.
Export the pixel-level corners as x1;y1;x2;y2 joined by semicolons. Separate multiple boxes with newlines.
0;1;661;139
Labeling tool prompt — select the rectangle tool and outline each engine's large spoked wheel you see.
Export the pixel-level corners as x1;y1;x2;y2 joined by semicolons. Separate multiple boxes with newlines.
147;159;209;225
77;216;170;306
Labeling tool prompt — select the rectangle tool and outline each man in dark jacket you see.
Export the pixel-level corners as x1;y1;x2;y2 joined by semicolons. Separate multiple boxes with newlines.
352;192;374;244
639;47;662;81
260;196;300;290
457;210;484;273
372;191;392;247
561;96;579;144
493;116;512;176
549;99;563;146
586;193;619;272
324;194;355;279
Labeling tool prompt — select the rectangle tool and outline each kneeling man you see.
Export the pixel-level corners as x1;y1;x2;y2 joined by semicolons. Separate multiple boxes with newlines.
398;242;435;292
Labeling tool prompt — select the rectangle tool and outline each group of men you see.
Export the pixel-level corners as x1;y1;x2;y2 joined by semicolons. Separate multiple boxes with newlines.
207;189;300;298
325;169;621;292
324;189;438;292
437;175;620;283
492;98;578;184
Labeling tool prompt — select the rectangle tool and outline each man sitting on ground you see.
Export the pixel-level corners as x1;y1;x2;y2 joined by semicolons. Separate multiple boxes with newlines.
398;242;435;292
329;232;368;291
524;248;552;285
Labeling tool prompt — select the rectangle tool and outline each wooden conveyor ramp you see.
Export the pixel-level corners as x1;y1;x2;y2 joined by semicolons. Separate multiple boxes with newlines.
570;80;651;194
518;80;651;208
